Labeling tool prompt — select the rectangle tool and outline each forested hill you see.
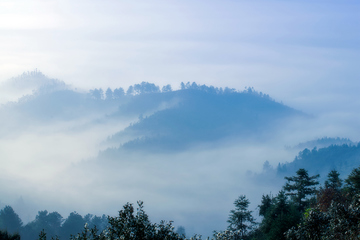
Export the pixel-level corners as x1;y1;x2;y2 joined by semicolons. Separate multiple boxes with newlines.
278;143;360;179
291;137;354;150
1;71;306;152
105;85;305;152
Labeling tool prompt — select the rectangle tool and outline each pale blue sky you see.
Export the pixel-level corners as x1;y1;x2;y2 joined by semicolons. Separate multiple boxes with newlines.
1;0;359;114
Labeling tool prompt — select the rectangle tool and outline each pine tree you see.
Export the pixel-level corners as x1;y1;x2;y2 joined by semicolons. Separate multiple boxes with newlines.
227;195;255;239
283;169;319;211
325;170;342;190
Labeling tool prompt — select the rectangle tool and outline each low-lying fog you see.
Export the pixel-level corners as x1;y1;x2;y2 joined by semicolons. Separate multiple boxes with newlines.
0;73;359;237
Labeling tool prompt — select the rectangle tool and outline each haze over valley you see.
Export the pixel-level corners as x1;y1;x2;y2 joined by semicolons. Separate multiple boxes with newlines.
1;1;359;238
0;70;359;237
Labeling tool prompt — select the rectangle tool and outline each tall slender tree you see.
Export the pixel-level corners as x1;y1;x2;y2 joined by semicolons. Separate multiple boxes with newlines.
283;169;319;211
325;170;342;190
227;195;255;239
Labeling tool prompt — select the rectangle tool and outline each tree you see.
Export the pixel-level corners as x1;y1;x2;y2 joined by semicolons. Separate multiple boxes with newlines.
180;82;186;90
325;170;342;190
285;194;360;240
22;210;62;240
133;82;160;94
89;88;103;100
0;230;20;240
113;88;125;99
126;86;134;95
162;85;172;92
260;191;301;240
70;201;183;240
259;194;272;217
283;169;319;211
61;212;85;239
105;88;113;100
317;170;344;212
227;195;255;239
345;166;360;192
0;206;22;235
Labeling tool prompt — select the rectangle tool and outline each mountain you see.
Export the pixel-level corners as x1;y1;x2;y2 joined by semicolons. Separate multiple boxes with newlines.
106;84;307;153
0;73;307;152
277;143;360;181
292;137;355;150
0;70;67;104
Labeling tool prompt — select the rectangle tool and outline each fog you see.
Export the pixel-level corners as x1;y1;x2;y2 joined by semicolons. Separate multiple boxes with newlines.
0;72;359;237
1;0;360;238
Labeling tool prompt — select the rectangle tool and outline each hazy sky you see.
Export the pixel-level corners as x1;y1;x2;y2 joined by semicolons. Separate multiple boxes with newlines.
1;0;359;113
1;1;360;237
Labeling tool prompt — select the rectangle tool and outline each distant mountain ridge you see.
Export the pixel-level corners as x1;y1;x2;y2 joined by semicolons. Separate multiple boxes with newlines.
278;143;360;181
106;84;307;152
0;71;308;152
291;137;355;150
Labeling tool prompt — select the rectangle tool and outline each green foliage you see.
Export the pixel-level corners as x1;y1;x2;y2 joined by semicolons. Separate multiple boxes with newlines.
0;206;22;235
22;211;63;240
38;229;59;240
283;169;319;211
227;195;255;239
259;194;272;217
69;224;106;240
324;170;342;190
69;201;184;240
107;200;183;240
285;194;360;239
0;230;20;240
285;168;360;239
259;191;301;240
345;165;360;193
60;212;85;239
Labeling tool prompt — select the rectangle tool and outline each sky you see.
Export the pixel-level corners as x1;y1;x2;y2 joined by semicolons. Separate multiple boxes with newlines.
1;0;359;113
1;0;360;237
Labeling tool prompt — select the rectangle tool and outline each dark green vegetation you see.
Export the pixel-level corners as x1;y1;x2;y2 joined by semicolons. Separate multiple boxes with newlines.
0;208;108;240
255;143;360;190
2;166;360;240
276;143;360;182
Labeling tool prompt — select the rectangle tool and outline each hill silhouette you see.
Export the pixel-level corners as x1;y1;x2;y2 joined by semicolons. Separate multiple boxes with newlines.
106;84;306;152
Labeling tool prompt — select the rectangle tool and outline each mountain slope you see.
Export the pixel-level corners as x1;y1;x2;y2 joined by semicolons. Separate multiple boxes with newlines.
277;143;360;180
107;86;306;152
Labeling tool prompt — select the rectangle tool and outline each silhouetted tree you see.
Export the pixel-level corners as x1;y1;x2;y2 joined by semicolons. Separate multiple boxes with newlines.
61;212;85;239
90;88;103;100
325;170;342;190
132;82;160;94
162;84;172;92
259;194;272;217
0;230;20;240
126;86;134;95
260;191;301;240
22;210;62;240
345;166;360;193
70;201;183;240
0;206;22;235
113;88;125;99
284;168;319;211
105;88;113;100
227;195;255;239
